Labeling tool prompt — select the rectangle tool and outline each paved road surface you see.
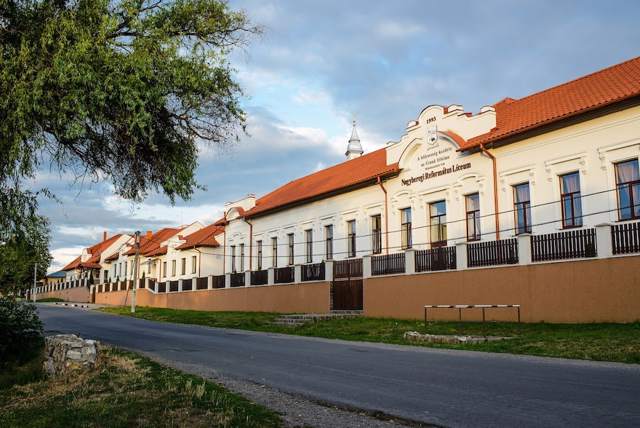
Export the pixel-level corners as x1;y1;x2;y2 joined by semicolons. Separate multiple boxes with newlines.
39;305;640;427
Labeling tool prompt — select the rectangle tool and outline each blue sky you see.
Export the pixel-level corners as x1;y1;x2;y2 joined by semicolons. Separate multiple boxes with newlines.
39;0;640;271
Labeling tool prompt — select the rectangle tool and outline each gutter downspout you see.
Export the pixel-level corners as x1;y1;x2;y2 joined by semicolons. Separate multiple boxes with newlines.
377;176;389;254
222;212;227;274
242;217;253;271
479;143;500;240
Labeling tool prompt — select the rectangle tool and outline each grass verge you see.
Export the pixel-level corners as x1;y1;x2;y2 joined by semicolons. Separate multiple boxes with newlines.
100;306;640;364
36;298;65;303
0;346;281;428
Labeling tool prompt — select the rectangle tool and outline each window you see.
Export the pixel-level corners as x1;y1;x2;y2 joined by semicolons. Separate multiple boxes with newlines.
230;245;236;273
240;243;245;271
347;220;356;257
162;261;167;278
305;229;313;263
271;237;278;268
513;183;532;234
287;233;294;265
401;208;412;249
147;261;151;275
371;215;382;254
560;172;582;228
124;261;128;278
181;257;186;275
257;240;263;270
465;193;481;241
191;255;197;274
171;260;176;277
325;225;333;260
615;159;640;220
429;201;447;247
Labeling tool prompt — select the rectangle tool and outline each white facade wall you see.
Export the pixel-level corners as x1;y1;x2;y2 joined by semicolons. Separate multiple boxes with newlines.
224;104;640;273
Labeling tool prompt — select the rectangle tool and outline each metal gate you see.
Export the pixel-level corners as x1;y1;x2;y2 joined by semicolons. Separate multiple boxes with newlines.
331;258;363;310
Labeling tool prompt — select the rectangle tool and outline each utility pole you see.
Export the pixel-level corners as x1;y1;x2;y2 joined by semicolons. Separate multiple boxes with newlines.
32;262;37;303
131;231;140;313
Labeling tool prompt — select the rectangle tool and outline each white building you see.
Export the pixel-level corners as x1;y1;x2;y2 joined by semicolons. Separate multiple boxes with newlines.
223;56;640;272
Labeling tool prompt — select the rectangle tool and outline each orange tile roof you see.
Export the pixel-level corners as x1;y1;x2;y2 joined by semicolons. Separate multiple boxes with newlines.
176;224;224;250
61;234;123;271
246;148;399;217
464;56;640;149
140;227;183;257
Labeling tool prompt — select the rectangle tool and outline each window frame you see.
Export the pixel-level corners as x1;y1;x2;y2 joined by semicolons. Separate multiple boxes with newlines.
181;257;186;275
400;208;412;249
271;237;278;268
429;200;447;248
287;233;295;265
347;220;357;258
614;159;640;221
513;182;532;234
191;255;197;274
325;225;333;260
230;245;236;273
559;171;583;228
371;214;382;254
256;240;263;270
465;193;481;241
240;243;245;272
171;260;176;277
305;229;313;264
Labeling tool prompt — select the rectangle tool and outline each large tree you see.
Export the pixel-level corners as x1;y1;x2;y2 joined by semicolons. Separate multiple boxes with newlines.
0;0;255;291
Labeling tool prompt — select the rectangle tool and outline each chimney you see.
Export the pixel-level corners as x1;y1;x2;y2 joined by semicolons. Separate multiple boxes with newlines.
103;231;108;241
146;230;153;239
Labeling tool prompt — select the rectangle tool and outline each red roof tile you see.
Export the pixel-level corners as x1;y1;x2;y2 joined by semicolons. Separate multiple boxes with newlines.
61;234;123;271
176;224;224;250
140;227;183;257
464;56;640;149
246;148;399;217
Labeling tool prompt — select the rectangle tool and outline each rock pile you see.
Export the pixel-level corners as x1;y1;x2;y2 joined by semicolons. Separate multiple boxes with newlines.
43;334;100;376
404;331;511;344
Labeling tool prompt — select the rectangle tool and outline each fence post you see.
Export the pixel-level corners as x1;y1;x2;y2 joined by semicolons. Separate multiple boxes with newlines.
207;275;213;290
144;277;149;290
267;268;275;285
455;242;468;270
363;255;372;278
294;265;302;283
517;234;532;265
178;279;183;292
405;249;415;275
245;270;252;287
595;223;613;258
324;261;334;282
224;273;231;288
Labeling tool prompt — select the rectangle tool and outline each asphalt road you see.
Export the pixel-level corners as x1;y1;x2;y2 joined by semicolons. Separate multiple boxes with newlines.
39;305;640;427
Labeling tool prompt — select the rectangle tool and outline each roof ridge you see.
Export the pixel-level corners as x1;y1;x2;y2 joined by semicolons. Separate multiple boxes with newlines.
494;56;640;107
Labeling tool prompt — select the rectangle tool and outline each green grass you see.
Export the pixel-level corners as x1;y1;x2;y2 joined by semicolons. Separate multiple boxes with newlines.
0;352;45;390
0;347;281;428
100;306;640;364
36;297;65;303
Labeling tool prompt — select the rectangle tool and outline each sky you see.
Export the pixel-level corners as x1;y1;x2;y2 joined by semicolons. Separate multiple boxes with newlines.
37;0;640;272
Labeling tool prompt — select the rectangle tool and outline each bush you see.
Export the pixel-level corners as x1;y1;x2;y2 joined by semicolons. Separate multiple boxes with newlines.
0;296;44;367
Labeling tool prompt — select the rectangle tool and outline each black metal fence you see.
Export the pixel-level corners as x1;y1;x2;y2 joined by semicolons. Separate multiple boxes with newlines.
415;246;457;272
371;253;405;276
274;266;294;284
334;258;363;279
302;263;325;281
251;269;268;285
212;275;226;289
182;278;192;291
531;228;596;262
612;222;640;255
230;272;245;287
196;277;208;290
169;280;179;292
157;281;166;293
467;239;518;268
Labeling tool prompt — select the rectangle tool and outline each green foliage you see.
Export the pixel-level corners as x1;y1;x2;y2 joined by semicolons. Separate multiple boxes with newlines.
0;296;44;367
0;0;254;290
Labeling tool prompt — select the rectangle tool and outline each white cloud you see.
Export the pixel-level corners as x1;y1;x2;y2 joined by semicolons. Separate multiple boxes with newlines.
102;195;224;226
57;226;107;241
49;246;85;273
375;20;426;39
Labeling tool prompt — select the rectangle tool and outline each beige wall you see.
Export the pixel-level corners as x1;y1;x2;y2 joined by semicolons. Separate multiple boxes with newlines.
37;286;91;303
364;257;640;323
96;282;331;314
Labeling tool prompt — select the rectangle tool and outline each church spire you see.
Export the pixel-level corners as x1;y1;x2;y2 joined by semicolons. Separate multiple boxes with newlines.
345;120;364;160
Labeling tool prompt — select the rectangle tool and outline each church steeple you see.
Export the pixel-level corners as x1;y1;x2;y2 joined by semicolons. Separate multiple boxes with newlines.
345;120;364;160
